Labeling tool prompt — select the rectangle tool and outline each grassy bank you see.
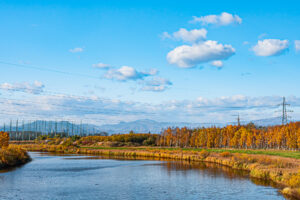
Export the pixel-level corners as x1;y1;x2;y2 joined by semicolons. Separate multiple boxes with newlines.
18;143;300;199
0;145;31;170
81;146;300;159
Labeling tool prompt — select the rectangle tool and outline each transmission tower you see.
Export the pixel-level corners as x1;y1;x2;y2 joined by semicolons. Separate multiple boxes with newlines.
232;114;241;126
278;97;293;125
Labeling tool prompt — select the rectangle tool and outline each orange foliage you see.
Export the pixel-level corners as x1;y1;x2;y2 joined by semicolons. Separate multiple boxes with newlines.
158;122;300;150
0;131;9;148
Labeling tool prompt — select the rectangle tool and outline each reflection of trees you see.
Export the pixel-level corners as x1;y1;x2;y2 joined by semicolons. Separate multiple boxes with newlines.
159;160;280;190
160;161;249;180
73;154;279;191
250;177;279;188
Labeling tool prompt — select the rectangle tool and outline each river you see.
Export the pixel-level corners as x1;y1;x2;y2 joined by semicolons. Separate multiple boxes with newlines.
0;152;287;200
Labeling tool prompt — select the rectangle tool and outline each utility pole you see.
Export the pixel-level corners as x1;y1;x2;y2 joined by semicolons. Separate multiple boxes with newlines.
29;120;31;140
278;97;293;125
80;120;82;136
9;120;12;139
16;119;18;141
55;121;57;137
22;120;24;141
71;122;74;136
44;120;47;136
67;121;69;137
35;120;38;139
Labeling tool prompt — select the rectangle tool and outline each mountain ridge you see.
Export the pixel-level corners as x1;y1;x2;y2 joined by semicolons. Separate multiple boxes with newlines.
0;117;295;134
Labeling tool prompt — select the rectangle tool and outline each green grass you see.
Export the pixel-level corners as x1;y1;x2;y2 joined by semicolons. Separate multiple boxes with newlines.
80;146;300;159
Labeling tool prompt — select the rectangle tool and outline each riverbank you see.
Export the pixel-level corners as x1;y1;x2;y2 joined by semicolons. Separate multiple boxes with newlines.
15;143;300;199
0;146;31;170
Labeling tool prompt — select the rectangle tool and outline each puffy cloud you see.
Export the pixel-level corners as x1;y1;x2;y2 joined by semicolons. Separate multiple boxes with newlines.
295;40;300;52
142;77;172;92
0;81;44;94
167;40;235;68
92;62;111;69
211;60;223;68
104;66;158;81
69;47;84;53
164;28;207;43
252;39;289;56
191;12;242;26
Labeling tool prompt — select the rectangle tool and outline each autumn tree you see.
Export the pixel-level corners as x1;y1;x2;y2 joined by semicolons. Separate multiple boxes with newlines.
0;131;9;148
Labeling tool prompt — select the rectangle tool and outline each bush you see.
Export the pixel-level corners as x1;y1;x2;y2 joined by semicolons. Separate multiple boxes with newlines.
199;150;210;159
142;136;156;146
0;146;31;168
288;172;300;188
220;151;231;157
62;138;75;147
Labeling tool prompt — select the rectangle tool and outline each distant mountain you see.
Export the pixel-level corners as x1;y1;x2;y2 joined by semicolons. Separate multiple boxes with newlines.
246;117;284;127
97;119;223;134
0;117;297;135
98;118;297;133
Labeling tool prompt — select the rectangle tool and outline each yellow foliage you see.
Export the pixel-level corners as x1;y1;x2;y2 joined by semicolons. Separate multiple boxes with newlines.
199;150;210;159
0;145;30;168
220;151;231;157
0;131;9;148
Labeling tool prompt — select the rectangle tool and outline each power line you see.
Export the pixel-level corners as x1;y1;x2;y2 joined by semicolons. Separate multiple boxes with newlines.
0;60;101;80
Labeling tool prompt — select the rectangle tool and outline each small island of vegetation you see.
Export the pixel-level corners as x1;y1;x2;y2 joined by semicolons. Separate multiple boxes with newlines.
0;131;31;170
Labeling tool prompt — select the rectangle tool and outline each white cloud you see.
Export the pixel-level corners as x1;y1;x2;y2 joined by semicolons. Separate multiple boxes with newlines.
161;32;172;40
104;66;158;81
165;28;207;43
0;81;44;94
243;41;249;45
0;93;299;125
258;33;268;39
92;62;111;69
211;60;223;68
252;39;289;56
69;47;84;53
191;12;242;26
142;77;172;92
167;40;235;68
295;40;300;52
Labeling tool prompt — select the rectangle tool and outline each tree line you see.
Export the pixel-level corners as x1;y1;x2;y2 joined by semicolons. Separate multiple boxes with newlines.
157;122;300;150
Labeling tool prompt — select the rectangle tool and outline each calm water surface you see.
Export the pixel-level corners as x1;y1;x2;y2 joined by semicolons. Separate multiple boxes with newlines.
0;152;287;200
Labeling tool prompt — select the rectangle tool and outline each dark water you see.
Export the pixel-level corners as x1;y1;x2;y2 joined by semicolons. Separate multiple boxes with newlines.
0;152;287;200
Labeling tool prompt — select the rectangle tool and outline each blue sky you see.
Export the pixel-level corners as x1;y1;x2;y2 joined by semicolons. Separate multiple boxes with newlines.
0;0;300;125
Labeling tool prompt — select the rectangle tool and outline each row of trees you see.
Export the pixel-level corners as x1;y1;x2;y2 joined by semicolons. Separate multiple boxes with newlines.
157;122;300;150
77;132;158;146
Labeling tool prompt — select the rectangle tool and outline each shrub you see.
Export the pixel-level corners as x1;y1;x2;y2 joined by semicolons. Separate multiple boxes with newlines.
0;146;30;168
288;172;300;188
143;136;156;146
220;151;231;157
199;150;210;159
